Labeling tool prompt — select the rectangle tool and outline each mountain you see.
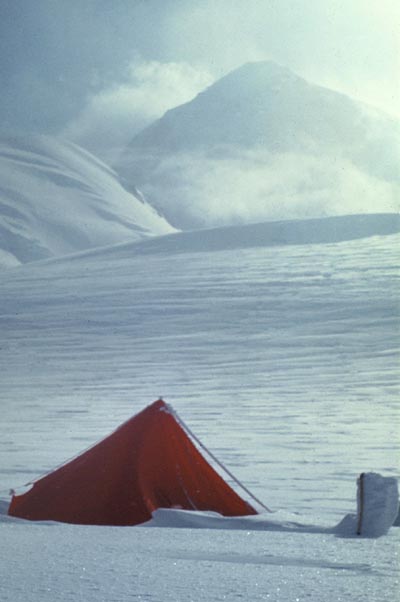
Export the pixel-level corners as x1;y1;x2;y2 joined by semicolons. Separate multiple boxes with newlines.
117;61;400;229
0;135;175;267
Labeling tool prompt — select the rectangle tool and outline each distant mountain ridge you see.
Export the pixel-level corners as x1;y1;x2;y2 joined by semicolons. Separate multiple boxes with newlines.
0;135;175;267
117;61;400;229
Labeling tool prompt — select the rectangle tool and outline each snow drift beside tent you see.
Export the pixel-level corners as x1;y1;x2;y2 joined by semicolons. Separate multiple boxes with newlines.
8;400;257;525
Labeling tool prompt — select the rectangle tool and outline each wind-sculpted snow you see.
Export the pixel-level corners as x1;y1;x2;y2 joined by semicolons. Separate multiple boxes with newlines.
0;221;398;600
0;221;398;516
0;135;175;267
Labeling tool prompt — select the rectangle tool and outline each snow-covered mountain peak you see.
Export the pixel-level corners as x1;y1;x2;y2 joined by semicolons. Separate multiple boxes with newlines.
126;60;371;153
200;60;301;96
117;61;399;230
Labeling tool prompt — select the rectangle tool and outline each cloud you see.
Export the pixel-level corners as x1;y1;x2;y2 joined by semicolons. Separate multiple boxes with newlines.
134;148;400;229
1;0;398;139
62;60;213;162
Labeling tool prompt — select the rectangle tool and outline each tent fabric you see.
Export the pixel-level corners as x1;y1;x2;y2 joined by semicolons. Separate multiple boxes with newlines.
8;399;257;525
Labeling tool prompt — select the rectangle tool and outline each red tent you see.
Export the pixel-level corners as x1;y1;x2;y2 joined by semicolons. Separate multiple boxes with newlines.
8;399;257;525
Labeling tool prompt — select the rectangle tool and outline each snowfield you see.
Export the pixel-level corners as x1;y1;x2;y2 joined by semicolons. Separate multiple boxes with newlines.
0;214;399;601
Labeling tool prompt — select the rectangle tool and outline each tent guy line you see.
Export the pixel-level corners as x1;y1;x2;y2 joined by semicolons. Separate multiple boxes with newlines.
169;401;273;513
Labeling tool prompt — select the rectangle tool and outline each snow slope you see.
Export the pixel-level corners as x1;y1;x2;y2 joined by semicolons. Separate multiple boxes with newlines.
73;212;399;259
118;61;400;228
0;135;175;267
0;214;399;600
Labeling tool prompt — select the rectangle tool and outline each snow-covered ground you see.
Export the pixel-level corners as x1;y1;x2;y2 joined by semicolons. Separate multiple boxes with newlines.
0;215;399;601
1;516;398;602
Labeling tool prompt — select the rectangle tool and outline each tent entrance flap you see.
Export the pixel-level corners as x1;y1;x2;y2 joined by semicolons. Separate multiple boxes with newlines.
8;399;259;526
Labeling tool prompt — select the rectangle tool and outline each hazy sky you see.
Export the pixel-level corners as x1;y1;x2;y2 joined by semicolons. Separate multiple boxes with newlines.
1;0;399;140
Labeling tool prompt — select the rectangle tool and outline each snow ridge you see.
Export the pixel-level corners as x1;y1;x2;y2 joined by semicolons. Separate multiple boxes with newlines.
0;134;175;267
